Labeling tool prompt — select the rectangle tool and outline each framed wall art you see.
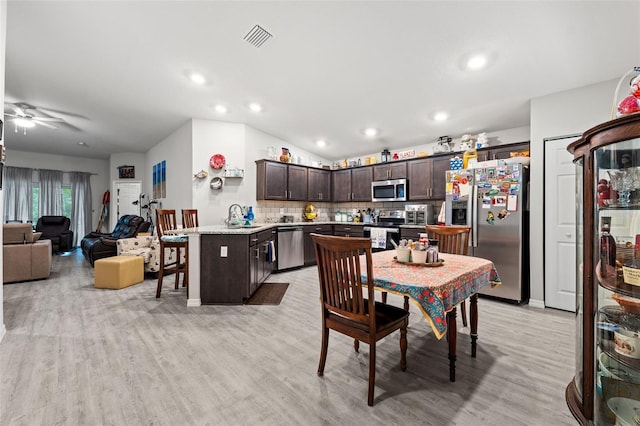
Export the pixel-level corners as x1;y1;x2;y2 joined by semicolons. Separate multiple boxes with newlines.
118;165;135;179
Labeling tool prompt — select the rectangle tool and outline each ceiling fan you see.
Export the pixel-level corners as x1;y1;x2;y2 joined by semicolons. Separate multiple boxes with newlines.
4;102;65;134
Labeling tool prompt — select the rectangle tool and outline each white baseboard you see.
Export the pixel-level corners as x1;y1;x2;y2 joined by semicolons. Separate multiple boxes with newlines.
528;298;545;309
187;298;201;307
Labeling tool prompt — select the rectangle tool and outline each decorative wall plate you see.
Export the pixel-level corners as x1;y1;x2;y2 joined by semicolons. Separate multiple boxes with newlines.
210;154;226;169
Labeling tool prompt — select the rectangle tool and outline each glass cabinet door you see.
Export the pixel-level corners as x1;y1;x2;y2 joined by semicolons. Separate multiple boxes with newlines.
594;137;640;425
575;157;584;403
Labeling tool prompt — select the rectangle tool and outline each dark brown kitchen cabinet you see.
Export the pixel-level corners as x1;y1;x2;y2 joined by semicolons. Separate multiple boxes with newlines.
256;160;307;201
303;224;333;265
200;229;275;304
373;162;407;181
332;167;372;202
476;142;530;162
407;155;449;201
333;224;364;238
307;168;331;202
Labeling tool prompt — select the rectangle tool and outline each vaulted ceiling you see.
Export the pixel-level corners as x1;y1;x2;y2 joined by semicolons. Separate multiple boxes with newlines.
4;1;639;160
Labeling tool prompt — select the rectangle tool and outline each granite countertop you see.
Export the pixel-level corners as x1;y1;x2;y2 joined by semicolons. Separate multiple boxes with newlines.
174;221;430;235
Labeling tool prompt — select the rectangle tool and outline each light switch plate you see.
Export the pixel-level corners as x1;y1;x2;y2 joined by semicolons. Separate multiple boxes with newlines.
220;246;228;257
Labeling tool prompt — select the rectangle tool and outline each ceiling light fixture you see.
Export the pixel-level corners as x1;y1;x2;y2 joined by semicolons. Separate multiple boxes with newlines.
433;112;449;122
14;118;35;128
248;102;263;112
214;104;228;114
466;54;488;71
363;128;379;137
189;72;207;85
316;139;327;147
78;141;88;147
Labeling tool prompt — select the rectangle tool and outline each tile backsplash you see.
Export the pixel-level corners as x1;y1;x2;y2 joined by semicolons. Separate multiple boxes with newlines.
254;200;442;223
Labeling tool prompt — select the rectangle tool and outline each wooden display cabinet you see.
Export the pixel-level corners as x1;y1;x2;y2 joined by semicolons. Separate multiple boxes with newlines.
567;114;640;425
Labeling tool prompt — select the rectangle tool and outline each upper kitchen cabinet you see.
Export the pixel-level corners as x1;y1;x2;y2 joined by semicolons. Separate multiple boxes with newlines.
373;162;407;181
407;155;450;200
256;160;308;201
307;168;331;202
477;142;530;162
332;167;372;202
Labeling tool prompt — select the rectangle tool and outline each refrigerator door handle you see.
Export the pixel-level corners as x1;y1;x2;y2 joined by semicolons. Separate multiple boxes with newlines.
472;182;478;247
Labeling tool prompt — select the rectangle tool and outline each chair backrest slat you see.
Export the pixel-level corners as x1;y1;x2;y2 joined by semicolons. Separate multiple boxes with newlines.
425;225;471;256
156;209;177;238
181;209;199;228
312;234;373;323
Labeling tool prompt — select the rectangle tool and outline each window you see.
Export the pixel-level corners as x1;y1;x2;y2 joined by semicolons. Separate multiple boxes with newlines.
32;183;72;224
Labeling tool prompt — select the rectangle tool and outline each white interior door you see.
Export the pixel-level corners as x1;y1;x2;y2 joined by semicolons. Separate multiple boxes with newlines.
544;135;580;311
112;180;142;230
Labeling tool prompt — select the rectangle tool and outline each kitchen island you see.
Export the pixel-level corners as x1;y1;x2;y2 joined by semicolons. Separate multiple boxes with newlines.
178;222;431;306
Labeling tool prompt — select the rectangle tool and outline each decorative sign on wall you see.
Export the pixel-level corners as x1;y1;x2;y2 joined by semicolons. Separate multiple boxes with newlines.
152;160;166;199
118;165;135;179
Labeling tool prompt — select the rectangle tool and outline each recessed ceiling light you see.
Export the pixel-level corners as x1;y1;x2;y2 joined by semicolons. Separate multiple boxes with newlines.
77;141;88;147
14;118;35;128
316;139;327;147
189;72;206;85
248;102;263;112
466;54;488;71
433;112;449;122
214;104;228;114
363;128;379;137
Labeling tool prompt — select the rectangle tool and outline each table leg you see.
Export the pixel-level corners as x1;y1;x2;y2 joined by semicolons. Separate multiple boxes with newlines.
470;293;478;358
446;307;457;382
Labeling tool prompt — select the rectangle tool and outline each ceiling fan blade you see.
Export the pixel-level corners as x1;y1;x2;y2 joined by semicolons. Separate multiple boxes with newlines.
31;116;65;122
32;120;58;129
12;105;26;117
4;113;21;118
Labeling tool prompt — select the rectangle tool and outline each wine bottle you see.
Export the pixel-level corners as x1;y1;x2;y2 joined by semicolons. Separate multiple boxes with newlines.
600;216;616;277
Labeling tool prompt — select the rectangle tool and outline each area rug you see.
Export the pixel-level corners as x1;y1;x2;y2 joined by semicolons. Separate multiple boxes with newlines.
246;282;289;305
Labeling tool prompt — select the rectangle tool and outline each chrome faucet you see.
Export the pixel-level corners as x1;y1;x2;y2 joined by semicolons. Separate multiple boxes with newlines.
227;204;244;226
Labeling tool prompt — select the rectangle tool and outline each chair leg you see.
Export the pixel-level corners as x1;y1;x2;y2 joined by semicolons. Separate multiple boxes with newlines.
317;326;329;377
183;244;189;288
368;342;376;406
156;247;165;298
354;339;359;353
461;300;468;328
381;292;387;304
400;324;407;372
174;247;180;290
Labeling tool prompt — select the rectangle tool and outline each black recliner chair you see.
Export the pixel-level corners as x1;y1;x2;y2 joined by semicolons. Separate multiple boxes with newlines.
35;216;74;253
80;215;151;266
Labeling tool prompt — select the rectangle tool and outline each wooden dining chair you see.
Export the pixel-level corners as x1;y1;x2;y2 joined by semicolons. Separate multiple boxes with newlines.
425;225;472;326
155;209;189;298
181;209;199;229
311;233;409;406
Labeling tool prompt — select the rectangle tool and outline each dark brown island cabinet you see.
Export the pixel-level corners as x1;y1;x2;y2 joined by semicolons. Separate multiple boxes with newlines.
566;113;640;425
200;228;276;304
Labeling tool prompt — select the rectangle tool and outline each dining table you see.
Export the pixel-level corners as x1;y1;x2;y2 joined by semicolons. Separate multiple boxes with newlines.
360;250;501;382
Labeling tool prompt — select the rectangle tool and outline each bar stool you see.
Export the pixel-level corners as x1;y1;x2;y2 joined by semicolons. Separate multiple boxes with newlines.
181;209;199;229
155;209;188;298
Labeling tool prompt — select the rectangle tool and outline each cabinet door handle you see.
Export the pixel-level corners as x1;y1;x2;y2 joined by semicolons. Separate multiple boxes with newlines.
251;238;258;243
284;190;287;198
254;248;260;259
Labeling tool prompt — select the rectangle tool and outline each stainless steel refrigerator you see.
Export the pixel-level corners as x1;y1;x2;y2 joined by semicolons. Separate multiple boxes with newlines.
445;163;529;303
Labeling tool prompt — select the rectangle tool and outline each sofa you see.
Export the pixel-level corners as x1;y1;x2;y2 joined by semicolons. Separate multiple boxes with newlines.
3;223;52;283
80;215;151;266
35;216;74;253
116;236;184;273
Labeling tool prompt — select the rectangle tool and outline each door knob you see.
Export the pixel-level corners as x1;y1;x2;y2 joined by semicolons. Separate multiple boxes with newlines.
565;232;572;238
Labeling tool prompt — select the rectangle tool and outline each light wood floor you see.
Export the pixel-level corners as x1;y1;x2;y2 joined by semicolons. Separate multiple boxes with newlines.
1;250;576;425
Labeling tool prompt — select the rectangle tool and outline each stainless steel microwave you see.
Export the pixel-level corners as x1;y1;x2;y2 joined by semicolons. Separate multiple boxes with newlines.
371;179;408;202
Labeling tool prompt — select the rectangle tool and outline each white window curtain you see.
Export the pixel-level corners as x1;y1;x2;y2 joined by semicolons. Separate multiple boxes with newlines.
3;166;33;223
39;169;63;216
70;172;92;246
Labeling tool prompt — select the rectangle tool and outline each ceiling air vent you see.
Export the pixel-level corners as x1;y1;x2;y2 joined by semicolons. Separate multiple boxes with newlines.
244;25;273;48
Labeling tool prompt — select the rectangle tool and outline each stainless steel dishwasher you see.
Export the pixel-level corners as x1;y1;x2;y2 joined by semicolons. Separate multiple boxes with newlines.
277;226;304;271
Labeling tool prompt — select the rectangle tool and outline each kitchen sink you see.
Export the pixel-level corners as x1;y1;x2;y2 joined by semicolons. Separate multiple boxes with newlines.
227;224;263;229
